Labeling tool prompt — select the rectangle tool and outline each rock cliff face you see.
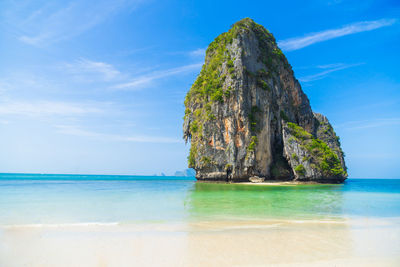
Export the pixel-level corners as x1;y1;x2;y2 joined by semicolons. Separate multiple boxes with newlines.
183;18;347;183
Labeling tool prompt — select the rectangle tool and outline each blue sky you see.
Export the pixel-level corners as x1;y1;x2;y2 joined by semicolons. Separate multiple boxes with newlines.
0;0;399;177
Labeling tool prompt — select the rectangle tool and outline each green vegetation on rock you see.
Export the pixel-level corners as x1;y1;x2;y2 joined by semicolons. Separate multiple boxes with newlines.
287;122;313;140
201;156;213;166
190;120;199;133
258;79;270;91
247;136;258;151
294;164;305;176
286;122;346;177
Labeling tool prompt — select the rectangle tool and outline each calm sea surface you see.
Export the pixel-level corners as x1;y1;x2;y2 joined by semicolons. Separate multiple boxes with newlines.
0;173;399;225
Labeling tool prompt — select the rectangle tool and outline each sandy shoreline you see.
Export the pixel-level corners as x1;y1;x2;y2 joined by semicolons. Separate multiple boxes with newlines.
240;181;316;185
198;180;341;186
1;218;399;267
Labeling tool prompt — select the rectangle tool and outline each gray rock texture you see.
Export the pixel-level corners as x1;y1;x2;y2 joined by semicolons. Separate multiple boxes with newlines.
183;18;347;183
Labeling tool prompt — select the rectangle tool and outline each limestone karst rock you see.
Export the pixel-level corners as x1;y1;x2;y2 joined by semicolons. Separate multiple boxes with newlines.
183;18;347;183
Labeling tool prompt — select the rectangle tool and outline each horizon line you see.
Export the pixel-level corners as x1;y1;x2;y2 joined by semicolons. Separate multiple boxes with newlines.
0;172;398;180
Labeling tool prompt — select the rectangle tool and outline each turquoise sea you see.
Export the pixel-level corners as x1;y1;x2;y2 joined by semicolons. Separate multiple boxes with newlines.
1;173;400;266
0;173;399;225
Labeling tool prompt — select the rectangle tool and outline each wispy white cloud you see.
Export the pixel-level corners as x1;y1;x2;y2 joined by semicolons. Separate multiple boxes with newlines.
316;63;348;69
299;63;364;82
278;18;397;51
0;58;201;99
0;100;102;117
62;58;202;89
189;48;206;57
56;124;182;143
63;58;122;82
337;118;400;130
5;0;142;46
113;63;202;90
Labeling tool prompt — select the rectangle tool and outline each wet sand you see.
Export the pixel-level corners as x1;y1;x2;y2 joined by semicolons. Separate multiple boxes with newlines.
1;218;399;267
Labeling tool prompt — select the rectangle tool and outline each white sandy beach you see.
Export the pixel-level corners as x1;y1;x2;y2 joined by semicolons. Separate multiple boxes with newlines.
1;218;399;267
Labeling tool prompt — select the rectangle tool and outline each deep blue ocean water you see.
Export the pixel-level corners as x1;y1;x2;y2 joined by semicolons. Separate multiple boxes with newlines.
0;173;399;225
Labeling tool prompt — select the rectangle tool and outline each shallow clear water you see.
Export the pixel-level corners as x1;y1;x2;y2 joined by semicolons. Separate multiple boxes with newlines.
0;173;399;225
